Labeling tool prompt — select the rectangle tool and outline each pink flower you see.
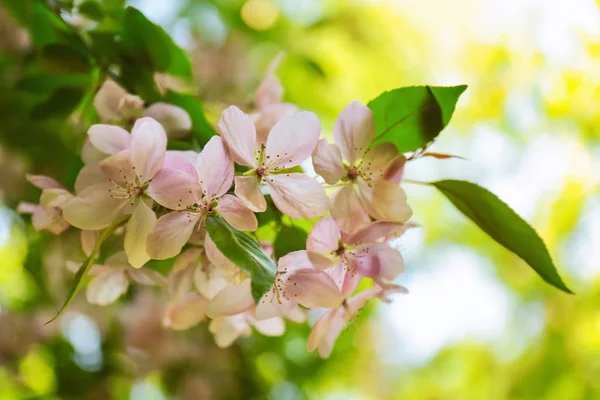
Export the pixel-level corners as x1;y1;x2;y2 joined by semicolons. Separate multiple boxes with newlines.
63;117;167;267
209;311;285;348
306;217;408;297
145;136;258;260
308;284;407;358
17;174;74;235
312;101;411;233
218;106;329;219
252;53;297;143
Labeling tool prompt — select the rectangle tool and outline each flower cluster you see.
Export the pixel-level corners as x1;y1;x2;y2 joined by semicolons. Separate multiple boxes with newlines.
19;63;413;358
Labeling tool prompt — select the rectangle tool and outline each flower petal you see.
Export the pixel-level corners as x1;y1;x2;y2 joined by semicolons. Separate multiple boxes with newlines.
343;221;406;245
364;180;413;223
266;173;329;219
217;106;257;167
32;207;69;234
162;293;207;330
353;243;404;281
39;188;73;208
196;136;234;200
284;268;343;309
81;230;99;257
254;103;296;144
16;202;38;214
86;270;129;306
204;234;238;276
209;315;251;348
74;162;107;194
306;216;341;255
330;184;370;234
333;101;375;165
25;174;64;190
216;194;258;231
164;151;199;178
312;139;345;184
130;117;167;182
143;103;191;139
265;111;321;170
62;182;129;230
206;279;253;318
124;201;157;268
88;124;131;155
249;315;285;336
194;264;229;300
93;79;128;121
146;166;201;211
361;142;400;180
234;176;266;212
98;150;136;183
146;211;200;260
383;155;406;184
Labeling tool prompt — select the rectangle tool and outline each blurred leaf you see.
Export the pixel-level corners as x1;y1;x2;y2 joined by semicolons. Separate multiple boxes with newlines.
165;91;217;145
432;180;572;293
38;44;92;74
121;6;192;77
2;0;70;47
78;0;104;22
274;224;308;259
45;215;131;324
16;71;92;94
368;85;467;153
205;215;276;302
30;87;86;119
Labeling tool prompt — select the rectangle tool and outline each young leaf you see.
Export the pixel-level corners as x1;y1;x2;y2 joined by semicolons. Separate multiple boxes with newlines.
205;215;276;302
274;224;308;259
368;85;467;153
31;87;86;119
46;215;131;324
432;180;572;293
78;0;104;22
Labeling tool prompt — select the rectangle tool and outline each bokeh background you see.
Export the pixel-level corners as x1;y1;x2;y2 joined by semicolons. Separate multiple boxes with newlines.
1;0;599;399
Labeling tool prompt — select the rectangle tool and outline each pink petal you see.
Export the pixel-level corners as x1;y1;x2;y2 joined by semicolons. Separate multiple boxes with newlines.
333;101;375;165
130;117;167;182
172;247;202;272
62;182;129;230
124;201;157;268
74;162;107;194
86;270;129;305
361;142;400;181
206;279;253;318
364;180;412;223
81;230;99;257
196;136;234;200
343;221;406;245
352;243;404;281
284;268;343;309
209;315;252;348
249;315;285;336
194;263;229;300
163;151;199;179
146;166;201;211
312;139;346;184
81;138;107;164
93;79;128;121
256;290;292;320
204;234;238;274
266;174;329;219
234;176;266;212
265;112;321;170
217;106;257;167
306;216;341;255
255;75;283;110
39;188;73;208
325;261;362;297
383;155;406;184
99;150;135;183
254;103;297;144
162;293;207;330
16;202;38;214
127;268;166;286
216;194;257;232
307;308;346;359
32;207;70;235
330;184;370;234
25;174;64;190
143;103;191;139
87;124;131;155
146;211;200;260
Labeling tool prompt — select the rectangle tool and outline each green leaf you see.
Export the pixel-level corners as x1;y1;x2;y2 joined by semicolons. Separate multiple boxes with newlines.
205;215;276;302
39;44;92;74
368;85;467;153
2;0;70;47
274;224;308;259
78;0;104;21
31;87;86;119
432;180;572;293
46;215;131;324
121;7;192;77
164;91;217;145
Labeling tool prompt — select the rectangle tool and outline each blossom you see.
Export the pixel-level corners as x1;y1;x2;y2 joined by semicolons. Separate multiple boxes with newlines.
94;79;191;138
209;311;285;348
63;117;167;267
83;252;165;306
252;53;297;143
218;106;329;219
17;174;74;235
308;284;407;358
146;136;258;260
306;216;408;296
312;101;411;233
